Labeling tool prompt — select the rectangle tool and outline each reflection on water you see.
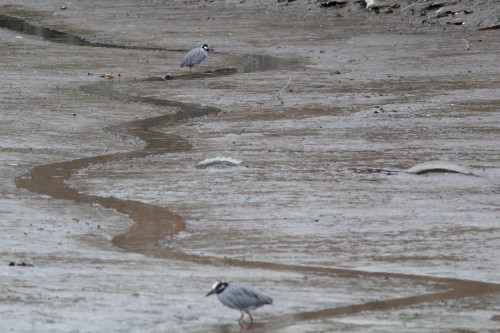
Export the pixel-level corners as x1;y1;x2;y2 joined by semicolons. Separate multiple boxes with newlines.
0;14;91;46
0;14;178;51
0;14;295;74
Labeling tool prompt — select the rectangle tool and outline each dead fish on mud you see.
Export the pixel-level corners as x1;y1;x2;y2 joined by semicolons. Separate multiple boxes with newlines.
404;161;474;175
195;157;244;169
352;161;475;176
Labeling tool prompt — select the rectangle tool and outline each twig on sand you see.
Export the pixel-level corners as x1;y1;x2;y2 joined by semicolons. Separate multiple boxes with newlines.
400;0;424;12
270;76;291;106
462;38;470;51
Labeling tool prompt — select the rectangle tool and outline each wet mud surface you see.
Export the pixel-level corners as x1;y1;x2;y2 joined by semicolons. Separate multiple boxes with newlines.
1;1;500;332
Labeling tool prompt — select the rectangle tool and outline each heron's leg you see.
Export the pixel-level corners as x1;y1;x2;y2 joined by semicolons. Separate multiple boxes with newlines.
238;311;244;322
245;311;253;323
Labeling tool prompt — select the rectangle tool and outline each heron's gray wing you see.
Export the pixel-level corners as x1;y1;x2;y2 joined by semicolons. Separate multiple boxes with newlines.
180;48;207;68
180;48;196;67
221;284;272;310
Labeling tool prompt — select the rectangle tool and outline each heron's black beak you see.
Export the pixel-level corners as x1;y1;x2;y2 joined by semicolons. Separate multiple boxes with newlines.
209;48;215;52
205;289;216;297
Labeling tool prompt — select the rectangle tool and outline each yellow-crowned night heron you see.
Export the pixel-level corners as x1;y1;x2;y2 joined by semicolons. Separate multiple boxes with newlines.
180;44;212;75
206;281;273;323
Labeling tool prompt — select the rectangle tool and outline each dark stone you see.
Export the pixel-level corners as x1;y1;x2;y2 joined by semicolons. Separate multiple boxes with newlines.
320;1;347;9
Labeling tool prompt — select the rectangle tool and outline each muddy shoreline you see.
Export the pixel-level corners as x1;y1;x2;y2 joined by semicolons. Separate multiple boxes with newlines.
2;1;500;332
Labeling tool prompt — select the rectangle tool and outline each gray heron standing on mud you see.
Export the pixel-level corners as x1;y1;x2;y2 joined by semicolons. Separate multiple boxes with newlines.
206;281;273;323
180;44;212;75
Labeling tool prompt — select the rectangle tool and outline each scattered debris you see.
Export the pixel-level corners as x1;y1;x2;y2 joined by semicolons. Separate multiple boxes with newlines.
87;72;121;79
351;167;399;175
195;157;244;169
8;261;34;267
318;0;499;31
